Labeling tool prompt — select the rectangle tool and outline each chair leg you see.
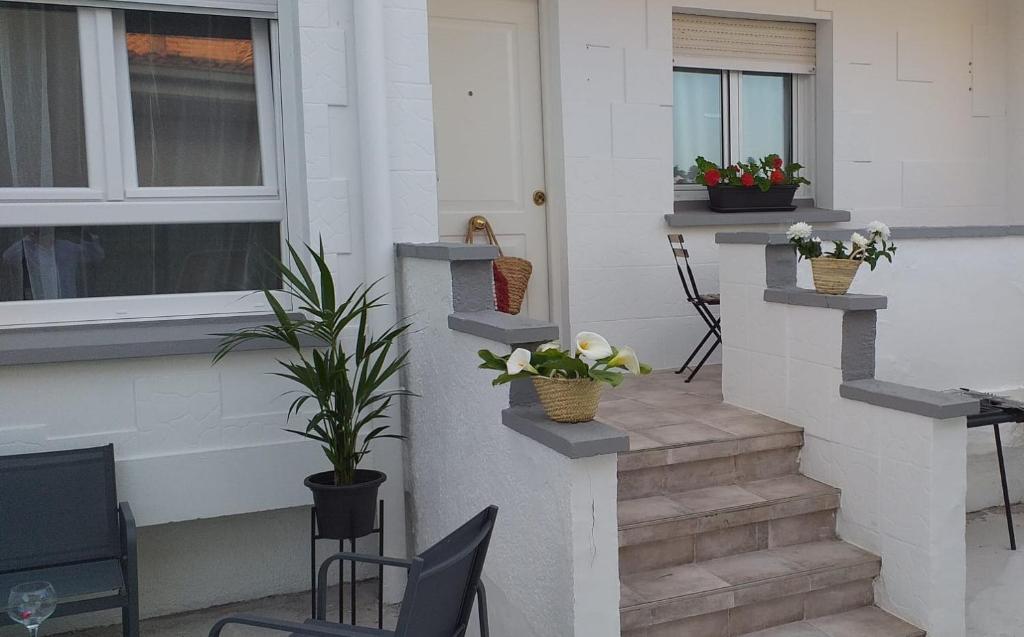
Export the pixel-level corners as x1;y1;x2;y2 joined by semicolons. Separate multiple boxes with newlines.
685;334;720;383
477;581;489;637
676;325;716;375
121;599;139;637
994;424;1017;550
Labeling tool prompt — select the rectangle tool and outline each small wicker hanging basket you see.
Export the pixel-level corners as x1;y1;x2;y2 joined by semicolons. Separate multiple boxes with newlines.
532;377;603;423
465;215;532;315
810;257;862;295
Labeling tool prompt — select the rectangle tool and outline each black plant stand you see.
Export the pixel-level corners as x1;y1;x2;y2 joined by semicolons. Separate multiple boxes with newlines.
310;500;385;628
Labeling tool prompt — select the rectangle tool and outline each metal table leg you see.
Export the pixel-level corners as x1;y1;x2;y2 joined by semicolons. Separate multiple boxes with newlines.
994;423;1017;550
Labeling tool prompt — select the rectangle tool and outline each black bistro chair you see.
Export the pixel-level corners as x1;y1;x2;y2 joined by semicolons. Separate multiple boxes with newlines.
0;444;139;637
209;505;498;637
668;234;722;382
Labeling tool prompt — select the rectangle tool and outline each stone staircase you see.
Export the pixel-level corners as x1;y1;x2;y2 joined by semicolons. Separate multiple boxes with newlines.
606;373;926;637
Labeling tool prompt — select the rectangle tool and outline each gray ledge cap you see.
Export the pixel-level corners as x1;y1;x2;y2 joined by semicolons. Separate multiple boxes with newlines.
502;406;629;459
840;379;980;419
0;314;319;367
668;201;849;228
448;311;559;345
396;242;499;261
717;225;1024;245
764;287;888;310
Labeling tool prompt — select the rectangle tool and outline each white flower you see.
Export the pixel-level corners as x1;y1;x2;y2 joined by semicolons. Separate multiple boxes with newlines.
537;341;561;352
506;348;536;376
851;232;868;248
608;346;641;375
575;331;613;360
867;220;891;241
786;222;813;240
812;236;822;243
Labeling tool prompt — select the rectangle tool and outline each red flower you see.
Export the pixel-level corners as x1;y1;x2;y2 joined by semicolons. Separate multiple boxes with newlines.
740;172;755;187
771;155;783;169
19;611;31;620
703;168;721;187
770;168;785;184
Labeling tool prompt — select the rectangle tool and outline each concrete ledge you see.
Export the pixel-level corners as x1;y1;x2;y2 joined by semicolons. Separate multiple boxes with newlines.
396;242;499;261
717;225;1024;244
764;287;888;310
0;314;319;366
502;406;629;459
840;379;980;419
448;311;559;345
669;200;850;227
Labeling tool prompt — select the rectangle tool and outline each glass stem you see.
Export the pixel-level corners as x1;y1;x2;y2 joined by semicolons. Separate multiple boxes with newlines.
27;627;39;637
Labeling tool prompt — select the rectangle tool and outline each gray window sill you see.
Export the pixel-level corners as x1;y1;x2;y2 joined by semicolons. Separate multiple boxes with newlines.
0;314;316;366
667;199;850;228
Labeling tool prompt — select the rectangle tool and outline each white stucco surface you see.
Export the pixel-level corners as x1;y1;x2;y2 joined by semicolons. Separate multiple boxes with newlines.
720;242;968;637
397;255;620;637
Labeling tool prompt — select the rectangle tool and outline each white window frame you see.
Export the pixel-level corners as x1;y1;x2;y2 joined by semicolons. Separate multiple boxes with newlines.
674;67;815;203
0;2;296;326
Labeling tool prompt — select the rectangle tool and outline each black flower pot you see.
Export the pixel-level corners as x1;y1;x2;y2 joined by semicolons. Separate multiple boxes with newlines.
706;184;798;212
305;469;386;539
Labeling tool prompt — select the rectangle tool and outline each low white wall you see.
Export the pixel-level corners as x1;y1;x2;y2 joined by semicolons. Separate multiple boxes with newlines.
720;242;967;637
796;235;1024;511
398;256;620;637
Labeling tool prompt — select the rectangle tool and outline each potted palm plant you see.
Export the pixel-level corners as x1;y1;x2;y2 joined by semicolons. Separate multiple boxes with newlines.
214;242;412;539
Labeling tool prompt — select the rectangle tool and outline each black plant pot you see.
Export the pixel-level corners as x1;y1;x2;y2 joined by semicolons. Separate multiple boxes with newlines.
305;469;386;539
706;184;798;212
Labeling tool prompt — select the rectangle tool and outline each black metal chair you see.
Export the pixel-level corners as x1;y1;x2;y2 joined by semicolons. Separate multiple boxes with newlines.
668;234;722;382
209;505;498;637
0;444;139;637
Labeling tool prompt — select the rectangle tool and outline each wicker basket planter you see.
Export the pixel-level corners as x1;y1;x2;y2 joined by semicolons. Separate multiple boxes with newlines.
532;377;603;423
810;257;862;295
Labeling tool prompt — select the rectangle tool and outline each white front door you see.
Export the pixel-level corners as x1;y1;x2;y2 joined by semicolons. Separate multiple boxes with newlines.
428;0;550;319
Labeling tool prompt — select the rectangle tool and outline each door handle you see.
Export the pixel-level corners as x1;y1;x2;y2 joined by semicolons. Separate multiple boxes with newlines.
532;190;546;206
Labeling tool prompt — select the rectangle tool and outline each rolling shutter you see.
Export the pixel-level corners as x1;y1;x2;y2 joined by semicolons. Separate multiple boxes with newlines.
20;0;278;18
673;13;816;74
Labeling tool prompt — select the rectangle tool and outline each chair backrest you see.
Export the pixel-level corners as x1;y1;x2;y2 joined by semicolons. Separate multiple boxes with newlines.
0;444;121;573
668;234;701;302
395;506;498;637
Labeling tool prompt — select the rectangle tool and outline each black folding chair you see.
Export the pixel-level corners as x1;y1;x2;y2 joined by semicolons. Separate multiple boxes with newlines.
209;506;498;637
668;234;721;382
0;444;139;637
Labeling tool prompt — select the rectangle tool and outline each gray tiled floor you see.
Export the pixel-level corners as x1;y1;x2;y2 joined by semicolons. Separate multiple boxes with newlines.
43;581;399;637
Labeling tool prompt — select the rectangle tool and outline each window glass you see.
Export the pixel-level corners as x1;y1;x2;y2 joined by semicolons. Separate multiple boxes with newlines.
673;69;722;185
740;72;792;165
0;2;88;188
0;223;280;301
126;10;263;187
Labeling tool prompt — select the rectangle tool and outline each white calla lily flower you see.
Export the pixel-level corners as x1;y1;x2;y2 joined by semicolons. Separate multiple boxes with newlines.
608;346;641;375
575;331;613;360
537;341;561;352
506;348;536;376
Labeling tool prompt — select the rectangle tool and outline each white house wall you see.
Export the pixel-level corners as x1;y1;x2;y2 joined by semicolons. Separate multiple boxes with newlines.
554;0;1017;371
0;0;439;625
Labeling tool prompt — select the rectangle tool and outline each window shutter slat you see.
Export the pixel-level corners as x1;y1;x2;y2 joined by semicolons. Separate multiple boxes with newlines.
21;0;278;18
673;13;816;74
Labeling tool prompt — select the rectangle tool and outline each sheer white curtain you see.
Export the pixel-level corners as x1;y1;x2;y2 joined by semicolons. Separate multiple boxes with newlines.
0;2;87;188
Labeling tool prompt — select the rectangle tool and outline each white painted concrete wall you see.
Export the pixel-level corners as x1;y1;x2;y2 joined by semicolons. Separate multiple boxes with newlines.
0;0;439;625
794;235;1024;512
719;242;968;637
397;255;621;637
553;0;1018;372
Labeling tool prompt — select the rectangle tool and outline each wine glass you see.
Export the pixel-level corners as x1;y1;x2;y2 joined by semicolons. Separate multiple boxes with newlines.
7;582;57;636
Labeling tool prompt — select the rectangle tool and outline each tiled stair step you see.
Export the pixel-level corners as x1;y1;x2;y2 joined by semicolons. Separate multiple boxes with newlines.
740;606;926;637
617;419;803;475
620;540;881;637
619;475;840;574
618;443;802;501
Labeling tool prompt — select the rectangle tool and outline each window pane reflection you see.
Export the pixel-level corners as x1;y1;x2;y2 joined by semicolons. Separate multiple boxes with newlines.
673;69;723;185
740;72;792;165
0;223;280;301
126;10;263;187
